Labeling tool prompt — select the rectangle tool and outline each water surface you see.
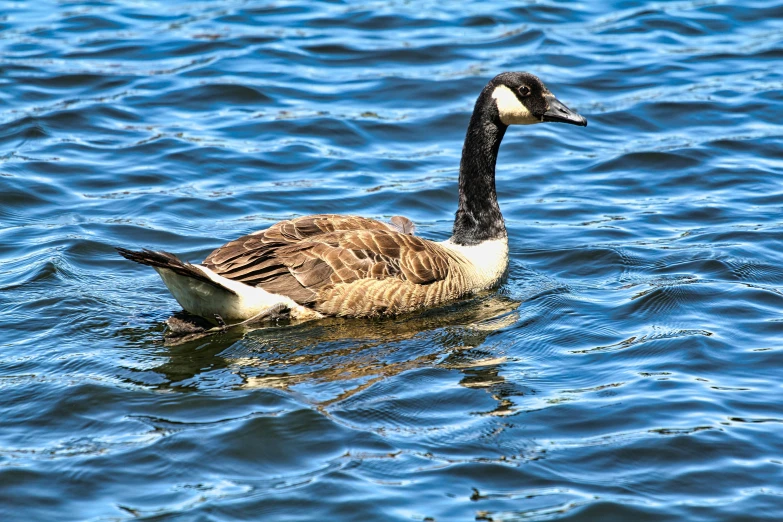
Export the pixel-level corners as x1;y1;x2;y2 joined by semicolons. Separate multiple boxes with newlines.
2;1;783;520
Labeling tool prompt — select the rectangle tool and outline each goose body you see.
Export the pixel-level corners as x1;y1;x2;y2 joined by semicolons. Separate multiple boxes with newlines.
118;72;586;324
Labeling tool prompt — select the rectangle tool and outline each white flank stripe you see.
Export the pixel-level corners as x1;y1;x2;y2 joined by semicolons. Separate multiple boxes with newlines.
155;265;321;322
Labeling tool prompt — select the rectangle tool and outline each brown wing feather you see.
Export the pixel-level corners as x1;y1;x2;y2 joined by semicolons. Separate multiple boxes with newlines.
388;215;416;235
266;229;451;288
203;214;409;269
201;214;400;303
201;215;450;308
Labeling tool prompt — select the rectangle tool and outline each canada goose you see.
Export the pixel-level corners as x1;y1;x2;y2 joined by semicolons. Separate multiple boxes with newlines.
118;72;587;324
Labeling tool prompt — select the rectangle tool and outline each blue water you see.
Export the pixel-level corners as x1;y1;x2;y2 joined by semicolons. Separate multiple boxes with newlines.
2;1;783;520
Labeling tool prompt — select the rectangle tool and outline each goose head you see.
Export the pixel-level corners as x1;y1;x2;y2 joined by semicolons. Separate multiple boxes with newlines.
489;72;587;127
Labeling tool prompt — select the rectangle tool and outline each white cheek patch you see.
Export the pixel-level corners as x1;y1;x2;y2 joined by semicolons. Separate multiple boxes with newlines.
491;85;541;125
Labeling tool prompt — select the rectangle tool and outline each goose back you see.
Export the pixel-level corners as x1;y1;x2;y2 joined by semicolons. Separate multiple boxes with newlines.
201;214;483;316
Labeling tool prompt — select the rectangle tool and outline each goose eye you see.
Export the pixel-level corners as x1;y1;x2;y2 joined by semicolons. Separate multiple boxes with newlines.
517;85;531;97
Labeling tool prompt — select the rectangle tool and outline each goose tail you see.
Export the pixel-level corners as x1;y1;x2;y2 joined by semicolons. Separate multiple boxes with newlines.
116;247;237;295
116;247;308;324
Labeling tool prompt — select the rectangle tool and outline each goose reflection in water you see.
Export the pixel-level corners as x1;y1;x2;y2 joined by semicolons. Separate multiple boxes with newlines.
141;294;527;415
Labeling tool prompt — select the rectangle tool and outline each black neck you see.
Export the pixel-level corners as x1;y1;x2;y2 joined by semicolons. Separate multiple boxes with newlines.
451;87;508;246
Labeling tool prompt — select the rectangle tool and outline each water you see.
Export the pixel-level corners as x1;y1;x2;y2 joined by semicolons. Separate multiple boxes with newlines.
2;0;783;520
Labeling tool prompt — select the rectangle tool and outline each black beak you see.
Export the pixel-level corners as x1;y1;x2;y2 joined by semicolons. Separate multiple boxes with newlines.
542;95;587;126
